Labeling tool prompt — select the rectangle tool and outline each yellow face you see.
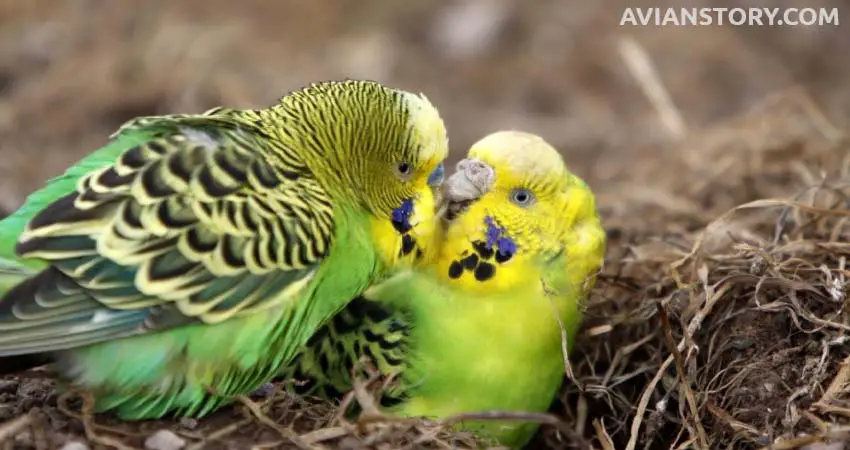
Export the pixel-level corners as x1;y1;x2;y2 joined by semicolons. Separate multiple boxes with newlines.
369;91;448;271
435;131;605;294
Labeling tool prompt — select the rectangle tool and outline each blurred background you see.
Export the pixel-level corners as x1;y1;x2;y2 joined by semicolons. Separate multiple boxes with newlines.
1;1;849;448
0;0;847;218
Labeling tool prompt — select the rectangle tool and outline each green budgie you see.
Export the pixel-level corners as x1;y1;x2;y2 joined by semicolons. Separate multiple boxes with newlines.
0;80;449;420
281;131;606;448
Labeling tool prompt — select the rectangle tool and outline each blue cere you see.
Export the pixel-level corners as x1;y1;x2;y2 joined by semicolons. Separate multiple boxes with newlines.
428;162;445;187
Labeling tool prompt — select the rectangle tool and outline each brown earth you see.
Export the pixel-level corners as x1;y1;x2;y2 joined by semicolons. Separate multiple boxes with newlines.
1;1;850;449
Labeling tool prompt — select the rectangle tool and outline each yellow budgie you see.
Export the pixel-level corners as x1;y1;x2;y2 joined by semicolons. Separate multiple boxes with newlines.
283;131;606;448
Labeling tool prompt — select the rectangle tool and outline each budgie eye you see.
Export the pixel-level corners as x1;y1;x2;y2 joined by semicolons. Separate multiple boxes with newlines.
510;188;535;207
427;162;445;187
395;161;413;180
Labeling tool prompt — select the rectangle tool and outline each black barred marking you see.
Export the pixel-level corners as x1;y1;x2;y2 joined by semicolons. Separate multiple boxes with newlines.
400;234;415;256
376;335;400;350
122;203;143;228
197;166;235;198
474;262;495;281
348;295;392;322
383;352;403;366
363;329;383;343
197;202;213;217
240;205;258;230
147;141;167;155
334;314;359;334
280;289;409;405
121;146;148;169
186;227;218;253
387;320;406;334
317;352;330;373
250;236;263;265
213;151;248;184
141;162;176;198
251;162;280;189
472;240;494;259
361;345;378;366
224;202;239;228
280;170;299;181
167;151;194;182
415;248;423;260
221;235;246;268
333;341;346;357
98;167;134;188
461;254;479;270
78;189;103;204
25;194;78;230
148;254;194;282
157;200;195;228
304;324;329;347
448;261;463;279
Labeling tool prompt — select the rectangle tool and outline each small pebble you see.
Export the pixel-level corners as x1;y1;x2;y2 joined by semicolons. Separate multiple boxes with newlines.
250;382;275;398
59;442;90;450
0;379;19;394
801;443;846;450
178;417;198;429
144;429;186;450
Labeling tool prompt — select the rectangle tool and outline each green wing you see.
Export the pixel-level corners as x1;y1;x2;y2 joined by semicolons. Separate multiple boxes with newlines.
0;112;335;356
282;291;410;407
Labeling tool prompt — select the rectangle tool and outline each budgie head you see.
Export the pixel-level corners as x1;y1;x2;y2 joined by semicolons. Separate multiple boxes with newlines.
276;80;449;267
439;131;606;296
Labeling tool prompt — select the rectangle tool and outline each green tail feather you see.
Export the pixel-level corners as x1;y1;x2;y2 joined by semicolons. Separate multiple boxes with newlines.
0;255;35;293
0;256;45;374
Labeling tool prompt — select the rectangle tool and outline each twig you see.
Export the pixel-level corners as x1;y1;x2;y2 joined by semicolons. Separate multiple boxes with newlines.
542;279;579;388
592;418;615;450
812;354;850;409
705;402;762;442
755;425;850;450
624;275;731;450
657;303;709;449
186;418;252;450
350;362;385;422
0;414;33;444
235;395;325;450
617;35;687;138
57;390;138;450
441;410;561;427
298;426;351;445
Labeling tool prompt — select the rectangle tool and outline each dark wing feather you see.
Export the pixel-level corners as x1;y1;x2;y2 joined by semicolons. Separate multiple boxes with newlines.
281;295;410;407
0;114;335;356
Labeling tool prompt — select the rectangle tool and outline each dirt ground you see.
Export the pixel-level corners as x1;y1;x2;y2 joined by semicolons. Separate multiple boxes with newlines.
1;1;850;449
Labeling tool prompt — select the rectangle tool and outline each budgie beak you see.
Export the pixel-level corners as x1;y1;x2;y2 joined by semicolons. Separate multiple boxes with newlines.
441;158;495;221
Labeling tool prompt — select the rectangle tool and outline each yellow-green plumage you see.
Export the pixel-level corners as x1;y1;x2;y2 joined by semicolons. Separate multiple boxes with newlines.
283;131;606;448
0;80;448;420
